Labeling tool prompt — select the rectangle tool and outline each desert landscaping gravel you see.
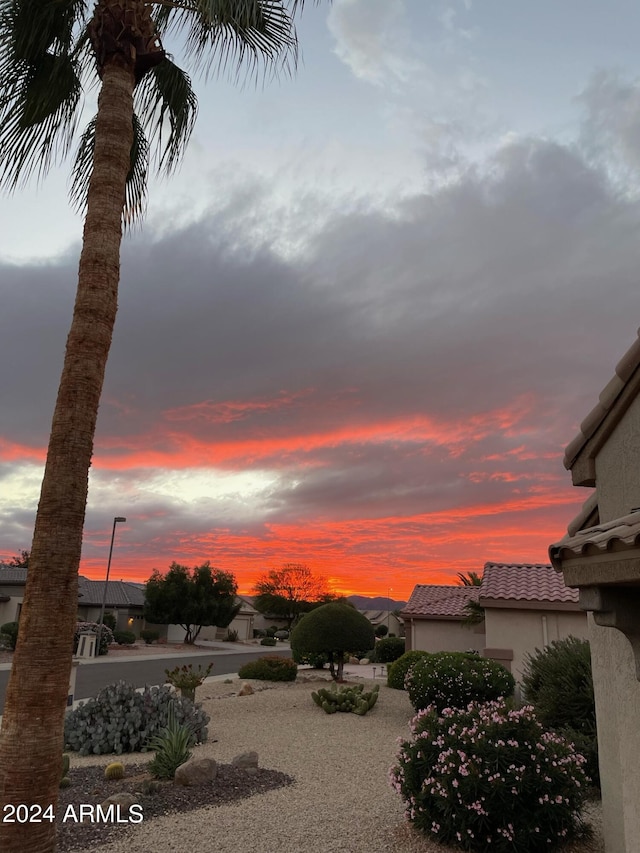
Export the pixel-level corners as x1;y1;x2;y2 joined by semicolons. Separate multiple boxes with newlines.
60;675;604;853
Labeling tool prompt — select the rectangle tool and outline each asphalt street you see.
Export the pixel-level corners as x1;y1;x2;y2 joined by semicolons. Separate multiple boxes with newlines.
0;646;292;713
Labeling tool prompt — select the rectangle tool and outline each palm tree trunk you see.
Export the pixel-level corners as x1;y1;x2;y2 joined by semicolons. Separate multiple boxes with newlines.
0;61;135;853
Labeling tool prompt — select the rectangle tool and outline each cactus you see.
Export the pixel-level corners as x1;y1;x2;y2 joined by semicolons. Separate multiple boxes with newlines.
105;761;125;780
312;683;380;716
59;753;71;788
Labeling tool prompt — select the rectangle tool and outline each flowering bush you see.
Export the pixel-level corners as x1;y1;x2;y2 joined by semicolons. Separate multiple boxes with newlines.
406;651;514;713
387;650;431;690
390;700;590;852
74;621;113;656
165;662;213;699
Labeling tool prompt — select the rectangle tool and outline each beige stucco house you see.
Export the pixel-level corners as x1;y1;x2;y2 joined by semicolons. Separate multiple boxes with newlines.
402;564;586;682
480;561;588;682
549;328;640;853
401;585;485;653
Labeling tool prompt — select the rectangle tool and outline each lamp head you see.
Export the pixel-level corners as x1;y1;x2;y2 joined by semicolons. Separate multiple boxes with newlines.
114;517;126;523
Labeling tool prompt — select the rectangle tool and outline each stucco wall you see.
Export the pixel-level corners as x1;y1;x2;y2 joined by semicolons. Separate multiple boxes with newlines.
409;618;485;654
483;607;588;682
595;392;640;520
588;614;640;853
0;593;22;626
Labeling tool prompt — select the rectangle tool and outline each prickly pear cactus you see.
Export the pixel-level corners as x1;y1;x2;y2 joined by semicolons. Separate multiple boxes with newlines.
312;683;380;715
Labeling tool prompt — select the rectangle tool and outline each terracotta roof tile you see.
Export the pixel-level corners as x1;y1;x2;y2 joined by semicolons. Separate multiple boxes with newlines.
402;585;478;618
480;562;578;603
549;511;640;570
564;327;640;469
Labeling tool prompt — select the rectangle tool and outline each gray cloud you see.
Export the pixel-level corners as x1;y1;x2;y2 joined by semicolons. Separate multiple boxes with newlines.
1;130;637;581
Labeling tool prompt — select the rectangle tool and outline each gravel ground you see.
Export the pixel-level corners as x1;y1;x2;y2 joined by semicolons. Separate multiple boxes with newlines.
60;676;604;853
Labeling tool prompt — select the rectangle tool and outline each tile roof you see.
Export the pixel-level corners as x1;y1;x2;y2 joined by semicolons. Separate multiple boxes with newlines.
564;327;640;473
77;577;146;608
402;585;479;618
480;562;578;604
549;511;640;570
0;567;28;584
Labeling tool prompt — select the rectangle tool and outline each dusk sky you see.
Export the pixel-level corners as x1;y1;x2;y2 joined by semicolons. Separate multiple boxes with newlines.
2;0;640;601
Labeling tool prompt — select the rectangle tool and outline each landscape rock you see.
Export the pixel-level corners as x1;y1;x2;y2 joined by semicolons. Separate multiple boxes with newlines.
359;658;370;665
238;682;254;696
175;758;218;787
348;656;359;665
100;792;140;813
232;751;259;776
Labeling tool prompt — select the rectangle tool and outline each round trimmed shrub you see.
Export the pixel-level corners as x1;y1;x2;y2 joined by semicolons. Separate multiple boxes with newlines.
290;602;375;680
375;624;388;638
237;655;297;681
260;636;277;646
406;651;514;713
390;700;590;852
387;650;432;690
113;630;136;645
375;636;405;663
140;629;159;645
522;637;598;788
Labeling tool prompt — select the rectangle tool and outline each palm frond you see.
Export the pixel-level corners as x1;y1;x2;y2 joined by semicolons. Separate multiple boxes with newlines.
135;56;198;174
154;0;298;82
70;111;150;227
0;51;82;188
0;0;89;189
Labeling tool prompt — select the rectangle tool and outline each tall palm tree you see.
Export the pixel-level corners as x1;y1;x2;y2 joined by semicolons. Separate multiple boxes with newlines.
0;3;313;850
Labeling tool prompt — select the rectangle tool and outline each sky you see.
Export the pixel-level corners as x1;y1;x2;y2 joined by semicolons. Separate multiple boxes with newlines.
2;0;640;601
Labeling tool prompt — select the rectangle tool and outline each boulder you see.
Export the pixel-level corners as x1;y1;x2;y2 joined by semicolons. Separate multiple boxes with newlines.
238;682;254;696
100;792;140;812
174;757;218;787
359;658;370;665
232;750;259;775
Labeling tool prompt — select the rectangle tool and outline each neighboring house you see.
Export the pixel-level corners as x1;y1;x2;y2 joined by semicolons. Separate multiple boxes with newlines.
401;564;586;683
0;566;27;626
77;576;146;632
166;595;258;643
480;562;587;681
549;328;640;853
360;609;404;637
401;585;485;654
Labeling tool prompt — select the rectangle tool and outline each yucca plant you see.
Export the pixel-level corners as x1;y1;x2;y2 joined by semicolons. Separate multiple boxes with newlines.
147;701;193;780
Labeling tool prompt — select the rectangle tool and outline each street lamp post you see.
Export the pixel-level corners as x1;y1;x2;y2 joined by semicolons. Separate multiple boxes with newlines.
94;516;126;657
387;587;392;633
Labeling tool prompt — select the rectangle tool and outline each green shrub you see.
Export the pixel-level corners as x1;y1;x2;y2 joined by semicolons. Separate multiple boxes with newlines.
387;650;432;690
375;624;388;638
140;629;159;645
238;655;297;681
292;648;328;668
311;683;379;715
406;651;514;713
147;702;192;779
290;602;375;681
260;636;277;646
113;630;136;645
64;681;209;755
375;636;405;663
522;637;599;789
224;628;239;642
0;621;19;650
390;700;590;852
102;611;117;631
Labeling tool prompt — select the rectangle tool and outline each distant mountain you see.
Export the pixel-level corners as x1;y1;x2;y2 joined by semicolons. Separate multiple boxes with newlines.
347;594;406;610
